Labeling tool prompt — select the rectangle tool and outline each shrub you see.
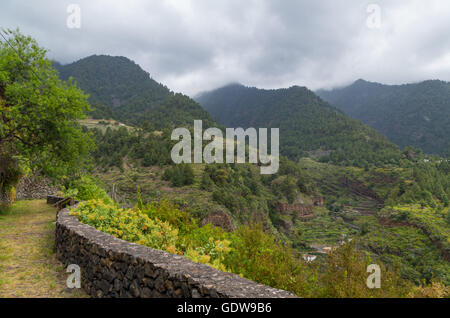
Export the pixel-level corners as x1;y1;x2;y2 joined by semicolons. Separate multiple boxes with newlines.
65;176;113;205
409;280;450;298
223;223;319;296
359;221;370;235
8;186;16;203
200;173;213;190
71;199;180;253
71;199;232;271
163;164;195;187
0;203;11;215
318;242;413;297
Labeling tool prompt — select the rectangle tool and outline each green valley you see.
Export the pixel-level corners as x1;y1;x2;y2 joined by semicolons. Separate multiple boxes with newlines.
1;30;449;298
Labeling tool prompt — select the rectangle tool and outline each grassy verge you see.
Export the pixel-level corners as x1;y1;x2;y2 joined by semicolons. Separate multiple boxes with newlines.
0;200;87;298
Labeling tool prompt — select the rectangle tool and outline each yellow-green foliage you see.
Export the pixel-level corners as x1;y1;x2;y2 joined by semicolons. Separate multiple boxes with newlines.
185;238;232;272
139;199;233;269
319;242;413;298
8;186;16;203
381;204;450;250
224;223;320;296
70;199;232;271
72;199;441;298
409;280;450;298
70;200;179;253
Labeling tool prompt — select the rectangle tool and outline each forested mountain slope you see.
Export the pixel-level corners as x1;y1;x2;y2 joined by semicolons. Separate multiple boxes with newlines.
54;55;217;130
195;83;401;167
316;79;450;155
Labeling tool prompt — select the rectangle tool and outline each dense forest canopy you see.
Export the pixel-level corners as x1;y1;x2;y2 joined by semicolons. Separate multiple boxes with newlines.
317;79;450;156
54;55;218;130
54;55;171;111
195;83;401;167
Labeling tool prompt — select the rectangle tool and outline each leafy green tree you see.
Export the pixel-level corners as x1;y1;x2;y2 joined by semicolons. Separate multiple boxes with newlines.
163;164;195;187
200;173;213;190
182;164;195;185
64;175;113;205
0;29;93;200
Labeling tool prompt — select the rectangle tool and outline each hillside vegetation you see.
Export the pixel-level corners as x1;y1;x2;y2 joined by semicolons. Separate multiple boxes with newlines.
54;55;218;130
82;123;450;287
195;83;401;167
64;60;449;290
317;79;450;155
2;31;449;298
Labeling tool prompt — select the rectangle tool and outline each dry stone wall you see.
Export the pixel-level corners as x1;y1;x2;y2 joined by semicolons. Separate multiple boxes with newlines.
16;177;58;200
55;206;297;298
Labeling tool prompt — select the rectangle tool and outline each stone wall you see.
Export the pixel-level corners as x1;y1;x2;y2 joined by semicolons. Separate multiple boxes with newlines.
55;206;297;298
16;177;59;200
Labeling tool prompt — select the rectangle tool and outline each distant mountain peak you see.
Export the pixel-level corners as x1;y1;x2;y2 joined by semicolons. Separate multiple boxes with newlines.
195;82;399;165
288;85;309;91
76;54;134;62
352;78;378;86
54;54;218;129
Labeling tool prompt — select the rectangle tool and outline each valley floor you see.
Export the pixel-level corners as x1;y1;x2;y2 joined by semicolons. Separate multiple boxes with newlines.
0;200;87;298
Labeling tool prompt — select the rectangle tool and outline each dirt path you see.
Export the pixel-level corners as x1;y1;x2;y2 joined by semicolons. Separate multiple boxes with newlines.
0;200;87;298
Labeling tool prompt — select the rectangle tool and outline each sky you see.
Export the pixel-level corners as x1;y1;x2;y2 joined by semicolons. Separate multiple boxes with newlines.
1;0;449;96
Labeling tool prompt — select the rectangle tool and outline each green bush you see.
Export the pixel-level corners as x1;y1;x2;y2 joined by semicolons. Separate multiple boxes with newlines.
163;164;195;187
71;199;231;271
65;176;113;205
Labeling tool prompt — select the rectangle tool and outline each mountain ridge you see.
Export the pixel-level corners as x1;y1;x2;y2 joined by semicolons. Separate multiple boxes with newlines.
316;79;450;155
54;55;218;130
195;83;400;167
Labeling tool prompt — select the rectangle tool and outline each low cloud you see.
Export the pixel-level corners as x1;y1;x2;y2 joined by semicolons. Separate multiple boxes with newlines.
1;0;449;95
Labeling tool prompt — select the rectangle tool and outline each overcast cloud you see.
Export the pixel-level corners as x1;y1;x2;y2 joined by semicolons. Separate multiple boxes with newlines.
1;0;449;96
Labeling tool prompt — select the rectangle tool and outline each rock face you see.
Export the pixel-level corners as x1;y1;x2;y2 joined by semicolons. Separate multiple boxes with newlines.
201;210;235;231
312;197;324;207
55;207;297;298
276;203;314;219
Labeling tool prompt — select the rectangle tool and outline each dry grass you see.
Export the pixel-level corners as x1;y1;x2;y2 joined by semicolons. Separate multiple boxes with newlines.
0;200;87;298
